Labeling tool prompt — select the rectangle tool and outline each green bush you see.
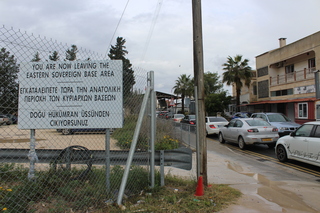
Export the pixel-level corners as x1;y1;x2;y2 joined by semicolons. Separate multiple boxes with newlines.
109;165;150;195
155;135;179;150
113;115;182;151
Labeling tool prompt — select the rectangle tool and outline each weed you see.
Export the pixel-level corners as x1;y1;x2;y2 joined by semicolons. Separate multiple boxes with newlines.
103;174;241;212
113;116;182;150
0;163;241;212
155;135;180;150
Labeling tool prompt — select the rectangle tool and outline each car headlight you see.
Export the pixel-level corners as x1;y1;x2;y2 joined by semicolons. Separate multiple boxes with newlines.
279;127;289;131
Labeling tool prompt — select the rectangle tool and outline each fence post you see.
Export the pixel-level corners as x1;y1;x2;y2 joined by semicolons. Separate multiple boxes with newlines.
149;71;156;188
28;129;38;181
105;129;111;194
117;85;151;205
160;150;165;186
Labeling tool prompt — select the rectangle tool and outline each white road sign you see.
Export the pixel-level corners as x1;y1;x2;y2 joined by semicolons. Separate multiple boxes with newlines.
18;60;123;129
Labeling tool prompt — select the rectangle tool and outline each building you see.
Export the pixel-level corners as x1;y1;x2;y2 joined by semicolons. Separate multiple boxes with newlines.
241;31;320;124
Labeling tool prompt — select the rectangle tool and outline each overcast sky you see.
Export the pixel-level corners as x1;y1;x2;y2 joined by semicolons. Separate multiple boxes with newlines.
1;0;320;94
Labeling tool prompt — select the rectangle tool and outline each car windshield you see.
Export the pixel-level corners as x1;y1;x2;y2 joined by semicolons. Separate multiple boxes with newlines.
208;117;227;122
267;114;290;122
246;119;271;126
174;114;184;118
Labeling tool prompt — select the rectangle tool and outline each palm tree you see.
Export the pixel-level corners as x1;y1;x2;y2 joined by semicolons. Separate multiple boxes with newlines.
173;74;193;114
222;55;252;111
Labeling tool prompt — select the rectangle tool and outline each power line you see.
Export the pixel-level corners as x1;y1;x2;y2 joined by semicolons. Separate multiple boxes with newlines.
140;0;163;63
105;0;130;59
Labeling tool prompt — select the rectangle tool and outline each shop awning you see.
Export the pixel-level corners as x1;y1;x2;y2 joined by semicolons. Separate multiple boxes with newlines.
242;97;317;106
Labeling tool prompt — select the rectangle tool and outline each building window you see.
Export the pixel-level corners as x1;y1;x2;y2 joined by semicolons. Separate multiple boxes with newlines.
257;66;268;77
316;104;320;120
308;58;316;69
271;89;293;97
258;80;269;98
253;85;257;95
298;103;308;119
285;64;294;74
308;58;316;72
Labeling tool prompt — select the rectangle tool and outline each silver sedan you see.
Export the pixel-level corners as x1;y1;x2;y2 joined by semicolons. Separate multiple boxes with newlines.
218;118;279;149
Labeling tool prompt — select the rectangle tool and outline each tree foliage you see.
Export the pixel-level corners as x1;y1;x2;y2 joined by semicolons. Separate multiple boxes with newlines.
173;71;231;115
205;91;232;116
0;48;19;113
108;37;135;103
172;74;193;114
203;72;230;115
31;52;41;62
49;51;59;61
203;72;223;95
66;45;78;61
222;55;252;111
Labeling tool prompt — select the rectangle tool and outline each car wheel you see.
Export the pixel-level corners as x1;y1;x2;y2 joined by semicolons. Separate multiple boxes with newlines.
218;133;225;143
61;129;71;135
238;136;246;150
276;145;288;162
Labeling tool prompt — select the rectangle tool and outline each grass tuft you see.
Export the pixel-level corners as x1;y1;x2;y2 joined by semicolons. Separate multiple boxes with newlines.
103;174;242;212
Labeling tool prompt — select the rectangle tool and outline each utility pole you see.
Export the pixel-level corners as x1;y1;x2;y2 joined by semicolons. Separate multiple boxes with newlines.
192;0;207;186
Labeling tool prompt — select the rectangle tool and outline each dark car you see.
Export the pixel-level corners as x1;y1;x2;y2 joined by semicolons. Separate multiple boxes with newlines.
181;115;196;125
231;112;252;120
60;128;110;135
6;114;18;124
164;112;175;119
157;111;168;119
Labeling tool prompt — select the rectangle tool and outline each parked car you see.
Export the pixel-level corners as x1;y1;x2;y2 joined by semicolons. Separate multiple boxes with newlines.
218;118;279;149
157;111;168;119
60;128;109;135
172;114;185;123
231;112;252;120
6;114;18;124
0;114;10;125
180;115;196;125
205;116;229;136
164;112;175;119
275;121;320;167
251;112;300;137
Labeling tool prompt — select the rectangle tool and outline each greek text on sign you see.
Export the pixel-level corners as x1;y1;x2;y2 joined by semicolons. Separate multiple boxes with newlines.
18;60;123;129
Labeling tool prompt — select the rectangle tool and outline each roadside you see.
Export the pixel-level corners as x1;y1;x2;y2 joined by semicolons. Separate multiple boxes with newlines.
167;132;320;213
2;125;320;212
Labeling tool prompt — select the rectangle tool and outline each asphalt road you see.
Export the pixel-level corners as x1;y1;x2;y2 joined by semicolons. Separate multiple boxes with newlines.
172;126;320;212
176;121;320;179
176;127;320;212
206;134;320;179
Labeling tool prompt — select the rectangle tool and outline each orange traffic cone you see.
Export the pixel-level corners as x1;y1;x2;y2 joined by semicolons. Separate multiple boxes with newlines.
194;176;204;196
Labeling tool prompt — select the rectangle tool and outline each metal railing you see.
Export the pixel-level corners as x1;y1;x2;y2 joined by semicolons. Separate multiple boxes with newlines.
270;67;315;86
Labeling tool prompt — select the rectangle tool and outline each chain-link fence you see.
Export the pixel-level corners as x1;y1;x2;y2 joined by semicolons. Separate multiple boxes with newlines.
0;25;162;212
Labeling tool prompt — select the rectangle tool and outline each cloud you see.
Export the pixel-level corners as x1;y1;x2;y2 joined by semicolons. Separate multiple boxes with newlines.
1;0;320;94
